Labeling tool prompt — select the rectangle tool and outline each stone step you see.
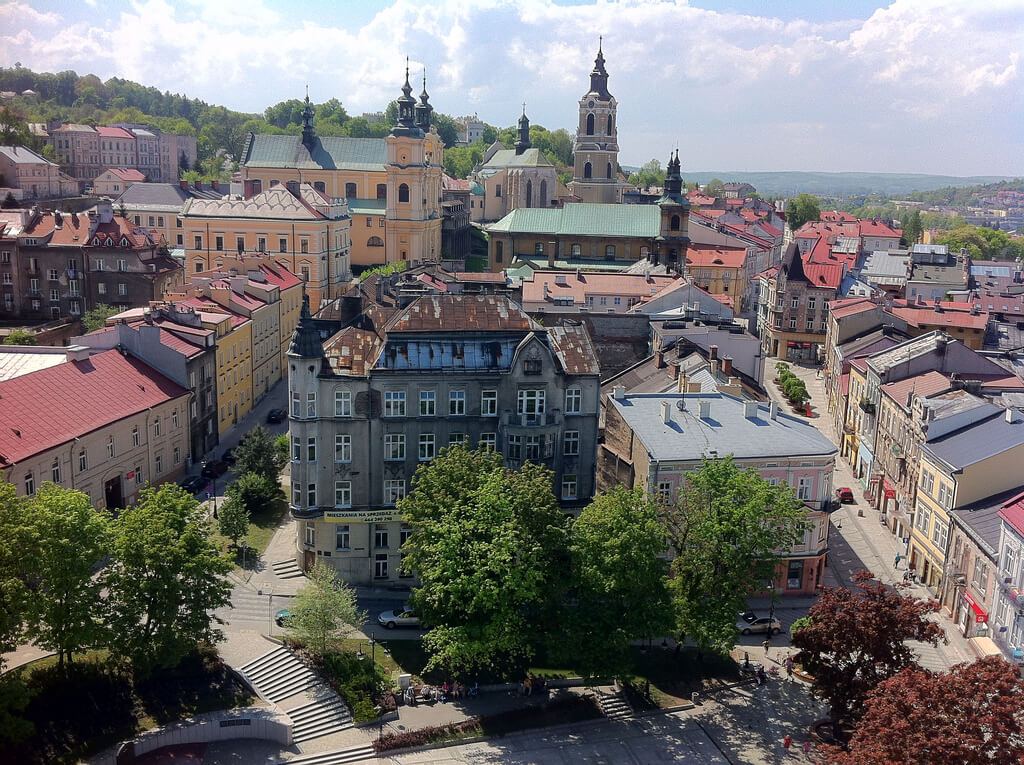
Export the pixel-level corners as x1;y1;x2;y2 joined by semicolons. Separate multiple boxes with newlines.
292;716;355;744
272;558;304;578
239;646;321;703
597;690;633;720
290;698;351;727
281;744;376;765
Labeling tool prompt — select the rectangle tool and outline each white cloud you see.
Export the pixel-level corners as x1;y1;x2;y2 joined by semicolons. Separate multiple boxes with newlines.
0;0;1020;174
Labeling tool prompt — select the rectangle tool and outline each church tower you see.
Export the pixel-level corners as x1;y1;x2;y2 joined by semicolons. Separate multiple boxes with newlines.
569;38;620;204
385;63;443;265
653;150;690;274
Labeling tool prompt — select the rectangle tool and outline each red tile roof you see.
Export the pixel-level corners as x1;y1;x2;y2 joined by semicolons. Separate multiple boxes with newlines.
524;271;680;306
104;168;145;182
0;350;188;468
997;491;1024;537
20;212;153;249
821;211;858;222
175;297;250;329
802;261;844;289
95;126;134;139
859;219;901;238
888;304;989;331
828;297;876;318
685;245;747;269
880;370;951;407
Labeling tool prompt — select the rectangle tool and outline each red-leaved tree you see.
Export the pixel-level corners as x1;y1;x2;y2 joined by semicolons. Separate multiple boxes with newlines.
825;656;1024;764
791;570;944;726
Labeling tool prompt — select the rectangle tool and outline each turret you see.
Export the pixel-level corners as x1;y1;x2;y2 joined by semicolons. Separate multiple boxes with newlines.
415;71;433;132
301;88;316;148
391;58;423;138
588;36;611;100
515;106;531;155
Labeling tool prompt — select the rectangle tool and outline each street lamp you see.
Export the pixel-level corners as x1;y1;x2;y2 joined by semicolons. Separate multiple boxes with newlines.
202;460;218;519
241;540;248;571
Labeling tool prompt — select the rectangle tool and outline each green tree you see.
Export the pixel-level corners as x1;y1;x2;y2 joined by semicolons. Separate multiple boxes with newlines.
232;425;283;481
287;560;365;656
81;303;119;332
431;112;460;148
103;484;232;674
0;483;29;665
400;445;568;677
666;456;809;655
787;193;821;232
900;209;923;246
627;158;666;189
1;192;17;209
225;471;278;517
703;178;726;197
2;329;35;345
274;433;290;469
564;486;672;679
443;142;484;179
22;485;108;666
216;495;249;549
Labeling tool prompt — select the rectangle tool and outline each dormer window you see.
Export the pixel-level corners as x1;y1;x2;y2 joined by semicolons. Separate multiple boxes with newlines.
120;237;130;247
92;237;101;245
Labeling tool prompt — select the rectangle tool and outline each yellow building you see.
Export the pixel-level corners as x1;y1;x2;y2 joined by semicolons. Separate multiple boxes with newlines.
685;243;748;297
910;409;1024;595
843;358;869;475
181;182;351;309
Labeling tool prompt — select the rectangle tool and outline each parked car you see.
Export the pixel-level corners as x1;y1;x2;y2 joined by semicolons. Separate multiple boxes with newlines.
221;447;236;465
266;408;286;424
736;616;783;635
201;460;228;478
836;487;855;504
274;609;293;627
378;605;421;629
738;610;758;625
178;475;207;495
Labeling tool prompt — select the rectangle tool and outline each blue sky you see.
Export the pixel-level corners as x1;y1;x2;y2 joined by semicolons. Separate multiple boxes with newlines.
2;0;1022;176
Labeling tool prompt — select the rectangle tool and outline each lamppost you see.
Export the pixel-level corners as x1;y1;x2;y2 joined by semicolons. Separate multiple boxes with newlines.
202;460;218;519
241;540;248;571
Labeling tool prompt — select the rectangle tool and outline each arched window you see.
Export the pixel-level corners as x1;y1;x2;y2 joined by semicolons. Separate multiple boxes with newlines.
670;215;681;231
345;182;357;198
367;236;384;247
586;113;595;135
525;180;533;208
607;114;613;134
251;179;262;194
314;181;326;193
605;245;616;261
376;184;387;200
584;162;592;179
539;180;547;207
398;183;410;203
640;245;650;259
606;163;612;179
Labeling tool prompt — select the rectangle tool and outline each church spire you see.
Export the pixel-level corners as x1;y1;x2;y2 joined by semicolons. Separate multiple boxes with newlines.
391;57;424;138
301;85;316;148
415;69;433;132
657;149;688;206
588;37;611;99
287;295;325;359
515;104;531;155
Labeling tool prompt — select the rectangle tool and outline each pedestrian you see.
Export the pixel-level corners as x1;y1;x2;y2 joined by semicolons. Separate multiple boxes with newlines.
784;734;792;751
893;553;901;569
785;654;794;678
762;637;771;655
803;740;812;755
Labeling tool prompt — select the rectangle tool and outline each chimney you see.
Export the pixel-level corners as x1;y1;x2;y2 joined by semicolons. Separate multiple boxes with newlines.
65;345;90;362
211;180;220;191
709;344;719;360
1007;409;1021;424
661;401;672;424
698;400;711;419
612;385;626;401
769;401;779;420
655;349;665;368
194;180;202;191
576;268;582;281
743;400;759;419
722;356;733;376
671;363;680;380
180;180;188;191
678;372;688;393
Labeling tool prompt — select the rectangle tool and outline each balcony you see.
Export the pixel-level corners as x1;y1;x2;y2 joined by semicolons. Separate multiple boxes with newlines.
502;411;562;428
858;398;876;415
289;504;322;521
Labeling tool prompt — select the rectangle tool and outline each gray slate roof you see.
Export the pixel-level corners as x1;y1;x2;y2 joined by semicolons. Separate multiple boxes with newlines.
241;133;386;172
480;148;554;169
921;410;1024;470
609;392;837;463
952;486;1024;557
115;182;223;209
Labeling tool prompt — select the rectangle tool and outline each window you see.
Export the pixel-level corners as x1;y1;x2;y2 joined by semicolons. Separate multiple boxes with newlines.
788;318;797;330
336;524;351;549
563;430;580;455
419;433;435;461
334;390;352;417
384;479;405;505
132;425;140;448
306;392;317;417
24;472;34;496
517;389;545;415
791;297;800;308
398;183;410;203
807;297;816;310
117;259;127;272
797;477;812;501
931;518;949;551
937;482;953;510
449;433;468;446
174;447;181;465
385;433;406;460
374;524;389;549
48;268;59;281
480;432;496;451
565;387;582;414
135;466;143;486
335;434;352;462
293;482;302;505
292;436;302;461
304;523;315;546
419;390;436;416
384;391;406;417
586;113;595;134
215;236;224;251
604;244;616;261
118;283;127;296
153;418;161;437
973;558;988;596
155;455;163;474
291;391;301;417
374;553;388;579
79;450;88;472
657;481;672;503
335;482;352;508
583;161;592;179
194;235;203;249
307;483;317;507
787;559;805;589
258;237;266;251
51;459;61;484
920;469;935;498
107;435;116;458
449;390;465;416
535;242;544;255
915;504;931;534
526;435;541;460
507;434;522;460
571;243;581;257
376;183;387;200
806;319;814;331
495;184;502;198
345;182;357;197
307;436;317;462
561;474;577;500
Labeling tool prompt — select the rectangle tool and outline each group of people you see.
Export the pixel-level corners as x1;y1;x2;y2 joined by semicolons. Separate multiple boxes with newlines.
517;675;547;697
405;681;477;706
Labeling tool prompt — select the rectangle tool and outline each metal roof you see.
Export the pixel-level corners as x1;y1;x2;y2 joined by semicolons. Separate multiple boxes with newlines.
348;198;386;215
480;148;554;169
487;203;661;239
952;486;1024;557
921;410;1024;470
242;133;386;172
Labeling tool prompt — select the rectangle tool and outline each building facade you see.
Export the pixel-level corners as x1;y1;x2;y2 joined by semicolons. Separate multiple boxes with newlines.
286;295;601;584
0;145;78;198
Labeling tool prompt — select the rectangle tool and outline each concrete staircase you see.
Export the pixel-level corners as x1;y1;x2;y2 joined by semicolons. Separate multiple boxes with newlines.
597;687;633;720
280;743;376;764
239;645;320;703
287;696;354;744
272;558;305;579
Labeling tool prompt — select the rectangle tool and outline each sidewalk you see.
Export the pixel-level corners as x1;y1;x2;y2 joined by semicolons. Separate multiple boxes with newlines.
763;362;974;668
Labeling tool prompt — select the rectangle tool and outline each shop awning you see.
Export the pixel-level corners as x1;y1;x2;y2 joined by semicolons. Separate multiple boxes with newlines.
883;479;896;499
963;590;988;623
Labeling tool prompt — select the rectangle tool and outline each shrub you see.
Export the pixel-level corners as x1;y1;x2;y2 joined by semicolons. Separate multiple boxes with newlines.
783;377;808;403
314;648;391;723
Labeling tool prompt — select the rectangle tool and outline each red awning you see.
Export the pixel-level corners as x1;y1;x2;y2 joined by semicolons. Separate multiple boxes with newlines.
883;479;896;499
963;590;988;623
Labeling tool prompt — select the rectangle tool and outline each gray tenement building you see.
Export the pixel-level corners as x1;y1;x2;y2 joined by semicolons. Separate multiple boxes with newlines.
286;294;601;584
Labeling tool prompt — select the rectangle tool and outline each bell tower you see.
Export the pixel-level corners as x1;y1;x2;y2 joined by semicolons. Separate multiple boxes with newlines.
570;38;619;204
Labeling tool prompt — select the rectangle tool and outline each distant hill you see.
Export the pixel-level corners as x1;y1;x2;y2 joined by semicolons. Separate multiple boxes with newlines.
670;171;1017;197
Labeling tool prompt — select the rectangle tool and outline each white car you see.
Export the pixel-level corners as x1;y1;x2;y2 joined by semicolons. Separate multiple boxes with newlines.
378;605;421;629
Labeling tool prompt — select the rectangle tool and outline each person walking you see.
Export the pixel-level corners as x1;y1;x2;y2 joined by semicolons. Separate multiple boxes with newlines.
785;654;794;678
803;740;812;755
893;553;902;569
762;637;771;656
783;734;792;752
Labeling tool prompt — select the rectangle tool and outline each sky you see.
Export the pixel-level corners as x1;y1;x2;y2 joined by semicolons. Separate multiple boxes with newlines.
1;0;1022;176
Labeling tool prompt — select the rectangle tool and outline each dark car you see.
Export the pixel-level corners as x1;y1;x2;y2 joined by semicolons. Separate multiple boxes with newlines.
266;408;286;424
178;475;207;495
201;460;228;479
836;487;855;504
221;448;236;465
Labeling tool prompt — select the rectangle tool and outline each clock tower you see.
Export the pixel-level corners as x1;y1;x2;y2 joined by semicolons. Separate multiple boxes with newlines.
569;39;620;204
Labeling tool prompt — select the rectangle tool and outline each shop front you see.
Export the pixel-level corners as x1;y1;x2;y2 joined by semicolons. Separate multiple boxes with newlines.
785;340;818;362
956;589;989;638
856;441;874;486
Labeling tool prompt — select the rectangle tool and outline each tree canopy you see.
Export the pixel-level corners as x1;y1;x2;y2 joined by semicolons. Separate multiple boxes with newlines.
665;456;809;655
2;330;35;346
792;570;943;727
400;445;568;678
825;656;1024;764
627;158;666;189
787;193;821;231
935;224;1024;261
81;303;119;333
232;425;283;482
287;561;365;656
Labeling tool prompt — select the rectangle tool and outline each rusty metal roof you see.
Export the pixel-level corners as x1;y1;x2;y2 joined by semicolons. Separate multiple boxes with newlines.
548;324;600;376
384;295;540;333
324;328;383;376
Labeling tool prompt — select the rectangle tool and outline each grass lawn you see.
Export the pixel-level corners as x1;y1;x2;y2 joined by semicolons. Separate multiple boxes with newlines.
0;644;253;765
378;638;579;686
210;496;288;570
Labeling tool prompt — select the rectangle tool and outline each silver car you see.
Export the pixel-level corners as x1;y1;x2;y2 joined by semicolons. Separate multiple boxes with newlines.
736;616;783;635
378;605;421;629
